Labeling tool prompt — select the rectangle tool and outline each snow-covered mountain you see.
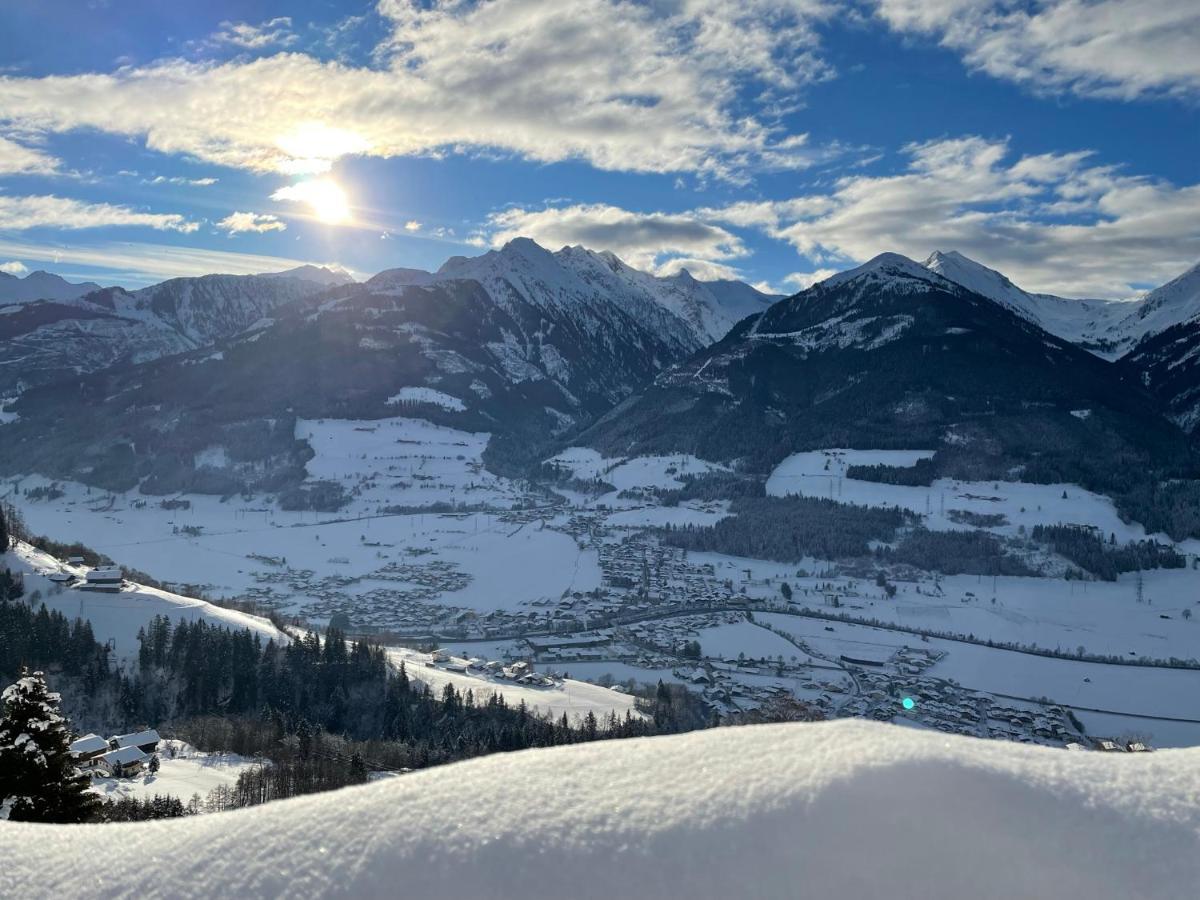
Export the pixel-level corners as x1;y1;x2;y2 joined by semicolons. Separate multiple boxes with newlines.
0;269;101;304
0;271;342;394
262;264;357;287
920;252;1200;431
3;720;1197;899
1118;265;1200;432
1120;261;1200;341
373;239;776;344
923;250;1135;357
923;251;1200;361
0;244;711;493
581;251;1190;516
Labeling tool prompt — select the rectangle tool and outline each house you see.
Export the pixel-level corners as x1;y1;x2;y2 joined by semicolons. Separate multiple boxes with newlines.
110;728;161;754
96;745;148;778
1093;738;1123;752
68;734;109;768
49;571;75;584
1126;741;1152;753
82;566;123;592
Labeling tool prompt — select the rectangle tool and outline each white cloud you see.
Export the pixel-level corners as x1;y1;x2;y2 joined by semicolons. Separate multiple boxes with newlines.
210;17;297;50
875;0;1200;100
0;194;198;233
0;260;29;276
484;203;748;272
0;136;60;176
0;236;340;286
655;257;745;281
0;0;837;178
783;269;839;290
217;211;287;234
146;175;218;186
746;136;1200;297
404;220;421;232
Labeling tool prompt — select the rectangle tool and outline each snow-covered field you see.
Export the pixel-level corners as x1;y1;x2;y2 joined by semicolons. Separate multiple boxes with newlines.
297;416;521;510
3;721;1198;899
766;448;1189;546
547;447;729;491
88;740;258;805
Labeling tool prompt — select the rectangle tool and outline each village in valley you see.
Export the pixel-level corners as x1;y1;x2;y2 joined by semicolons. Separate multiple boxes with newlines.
9;418;1200;764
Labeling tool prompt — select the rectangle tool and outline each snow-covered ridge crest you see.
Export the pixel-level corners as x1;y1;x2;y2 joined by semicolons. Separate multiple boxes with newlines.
374;238;774;345
2;720;1197;899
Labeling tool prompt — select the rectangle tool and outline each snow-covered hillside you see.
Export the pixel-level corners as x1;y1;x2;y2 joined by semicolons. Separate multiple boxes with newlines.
4;541;285;659
0;269;341;393
922;250;1200;360
2;721;1197;899
923;250;1134;356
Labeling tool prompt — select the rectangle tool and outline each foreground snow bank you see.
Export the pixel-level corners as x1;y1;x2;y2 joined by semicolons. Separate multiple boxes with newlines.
2;720;1198;899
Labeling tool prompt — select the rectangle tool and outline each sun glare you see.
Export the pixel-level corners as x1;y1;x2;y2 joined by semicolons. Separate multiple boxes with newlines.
272;178;351;225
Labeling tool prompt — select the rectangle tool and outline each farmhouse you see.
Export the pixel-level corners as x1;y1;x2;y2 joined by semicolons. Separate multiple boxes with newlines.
68;733;109;769
81;566;123;592
96;745;148;778
110;728;161;754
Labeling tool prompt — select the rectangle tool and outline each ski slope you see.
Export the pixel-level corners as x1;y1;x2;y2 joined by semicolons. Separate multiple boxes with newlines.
2;720;1198;899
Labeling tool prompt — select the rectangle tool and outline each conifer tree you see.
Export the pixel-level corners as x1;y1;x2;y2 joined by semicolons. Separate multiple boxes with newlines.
0;669;98;822
0;503;9;554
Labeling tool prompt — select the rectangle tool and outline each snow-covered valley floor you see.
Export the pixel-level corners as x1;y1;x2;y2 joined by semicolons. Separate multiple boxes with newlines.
7;427;1200;746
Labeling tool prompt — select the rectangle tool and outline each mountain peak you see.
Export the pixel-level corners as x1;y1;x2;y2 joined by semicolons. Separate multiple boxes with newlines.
264;264;356;287
923;250;1025;300
0;268;102;304
822;252;939;289
498;236;553;260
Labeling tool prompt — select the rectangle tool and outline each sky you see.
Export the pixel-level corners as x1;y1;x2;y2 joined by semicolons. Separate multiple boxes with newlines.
0;0;1196;297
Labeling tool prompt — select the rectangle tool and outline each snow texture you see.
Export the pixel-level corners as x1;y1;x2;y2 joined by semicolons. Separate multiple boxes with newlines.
2;720;1198;899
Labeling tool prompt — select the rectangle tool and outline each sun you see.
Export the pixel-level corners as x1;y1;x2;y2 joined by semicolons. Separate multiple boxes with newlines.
271;178;351;225
305;179;350;224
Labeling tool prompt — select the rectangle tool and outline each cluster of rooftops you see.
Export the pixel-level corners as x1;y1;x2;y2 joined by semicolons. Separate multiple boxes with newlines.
67;729;161;777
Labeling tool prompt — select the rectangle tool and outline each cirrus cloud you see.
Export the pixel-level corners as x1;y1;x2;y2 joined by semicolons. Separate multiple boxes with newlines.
0;136;61;177
0;194;198;233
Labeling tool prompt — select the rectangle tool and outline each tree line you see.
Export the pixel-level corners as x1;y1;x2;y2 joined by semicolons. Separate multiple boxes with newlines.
1031;524;1185;581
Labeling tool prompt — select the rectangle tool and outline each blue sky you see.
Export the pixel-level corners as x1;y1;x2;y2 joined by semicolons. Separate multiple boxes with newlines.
0;0;1196;297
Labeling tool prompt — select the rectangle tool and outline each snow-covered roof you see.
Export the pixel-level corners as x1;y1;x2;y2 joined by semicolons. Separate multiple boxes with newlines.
85;566;123;582
2;720;1197;898
68;734;107;755
112;729;160;749
100;745;147;767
